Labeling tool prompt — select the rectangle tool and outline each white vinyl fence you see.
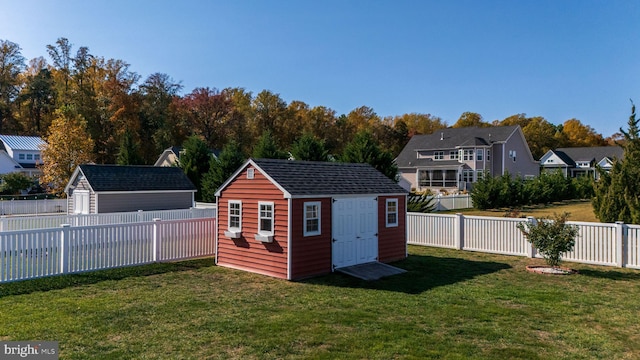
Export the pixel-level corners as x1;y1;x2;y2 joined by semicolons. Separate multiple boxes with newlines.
408;212;640;269
0;217;215;283
0;199;66;215
430;194;474;211
0;208;217;232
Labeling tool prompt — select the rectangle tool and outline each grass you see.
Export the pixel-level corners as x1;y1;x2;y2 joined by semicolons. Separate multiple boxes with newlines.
1;246;639;359
441;200;599;222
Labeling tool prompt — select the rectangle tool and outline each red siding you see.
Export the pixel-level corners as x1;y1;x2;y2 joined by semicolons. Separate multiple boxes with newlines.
289;198;332;280
377;195;407;263
217;166;289;279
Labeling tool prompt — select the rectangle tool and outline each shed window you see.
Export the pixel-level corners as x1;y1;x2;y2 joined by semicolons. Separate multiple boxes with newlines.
228;201;242;231
258;202;274;235
386;198;398;227
303;202;321;236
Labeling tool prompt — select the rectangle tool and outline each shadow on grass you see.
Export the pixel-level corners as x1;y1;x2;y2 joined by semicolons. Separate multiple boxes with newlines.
576;268;640;281
0;257;216;298
303;254;511;294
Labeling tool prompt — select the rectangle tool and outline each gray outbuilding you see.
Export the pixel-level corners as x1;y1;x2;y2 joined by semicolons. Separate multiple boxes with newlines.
64;164;196;214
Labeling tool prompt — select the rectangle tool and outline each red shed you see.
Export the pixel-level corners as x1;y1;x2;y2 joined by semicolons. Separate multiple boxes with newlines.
214;158;408;280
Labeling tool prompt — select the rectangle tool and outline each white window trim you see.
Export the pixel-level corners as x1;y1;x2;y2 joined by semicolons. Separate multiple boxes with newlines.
225;200;242;238
303;201;321;237
476;149;483;161
386;198;399;228
434;151;444;160
255;201;275;242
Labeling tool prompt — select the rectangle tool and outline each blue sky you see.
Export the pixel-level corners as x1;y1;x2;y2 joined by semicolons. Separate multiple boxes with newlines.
1;0;638;137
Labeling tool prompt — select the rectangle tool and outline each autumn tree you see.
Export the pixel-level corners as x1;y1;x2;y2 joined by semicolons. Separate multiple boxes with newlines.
561;119;606;147
17;57;56;134
290;132;329;161
40;106;94;194
179;87;231;148
592;101;640;224
0;39;26;133
341;131;397;181
137;73;183;161
388;113;446;136
223;87;254;153
201;140;245;202
452;112;490;128
250;90;289;146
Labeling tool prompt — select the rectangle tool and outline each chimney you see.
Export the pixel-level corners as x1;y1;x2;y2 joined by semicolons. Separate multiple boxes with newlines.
440;132;444;140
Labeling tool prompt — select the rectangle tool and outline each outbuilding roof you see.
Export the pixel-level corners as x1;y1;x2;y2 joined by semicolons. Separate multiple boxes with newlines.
67;164;196;193
0;135;46;151
217;158;407;198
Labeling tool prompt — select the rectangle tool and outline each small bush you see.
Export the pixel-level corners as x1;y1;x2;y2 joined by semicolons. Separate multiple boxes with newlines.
407;191;436;213
517;212;578;267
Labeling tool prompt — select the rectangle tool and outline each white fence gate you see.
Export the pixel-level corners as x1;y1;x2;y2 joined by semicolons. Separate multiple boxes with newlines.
407;212;640;269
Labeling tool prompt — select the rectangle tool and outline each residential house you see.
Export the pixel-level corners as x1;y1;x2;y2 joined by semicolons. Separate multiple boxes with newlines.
154;146;220;167
0;135;46;177
396;125;539;193
214;158;408;280
65;164;196;214
539;146;623;179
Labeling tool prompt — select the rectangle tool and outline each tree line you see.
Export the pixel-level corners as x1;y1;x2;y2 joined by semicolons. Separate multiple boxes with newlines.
0;38;619;190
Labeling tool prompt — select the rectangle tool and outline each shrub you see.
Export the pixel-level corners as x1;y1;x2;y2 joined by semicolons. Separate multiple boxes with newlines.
517;212;578;267
407;191;436;213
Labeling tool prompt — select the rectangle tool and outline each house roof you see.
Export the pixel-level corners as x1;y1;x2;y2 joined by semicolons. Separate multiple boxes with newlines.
555;146;623;163
67;164;196;193
0;135;46;151
216;158;408;198
395;125;519;168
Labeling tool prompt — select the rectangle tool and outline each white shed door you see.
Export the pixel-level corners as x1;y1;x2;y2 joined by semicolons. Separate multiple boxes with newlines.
332;197;378;269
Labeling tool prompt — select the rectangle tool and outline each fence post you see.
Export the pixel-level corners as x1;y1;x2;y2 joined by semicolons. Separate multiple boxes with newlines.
454;213;464;250
153;218;161;262
60;224;71;274
0;216;6;232
138;209;144;223
525;216;537;258
615;221;625;268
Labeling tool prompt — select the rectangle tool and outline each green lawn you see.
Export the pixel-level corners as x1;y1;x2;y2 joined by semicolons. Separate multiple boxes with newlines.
1;246;639;359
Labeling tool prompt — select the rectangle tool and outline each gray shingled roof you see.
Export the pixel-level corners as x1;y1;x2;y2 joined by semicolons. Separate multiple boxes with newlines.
395;125;519;168
554;146;623;163
78;164;196;192
250;158;407;197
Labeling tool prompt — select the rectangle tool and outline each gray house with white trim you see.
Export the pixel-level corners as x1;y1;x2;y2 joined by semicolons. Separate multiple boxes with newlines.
396;125;539;192
539;146;623;179
65;164;196;214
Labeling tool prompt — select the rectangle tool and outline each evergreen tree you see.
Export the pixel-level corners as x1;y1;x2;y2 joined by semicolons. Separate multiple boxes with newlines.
201;140;245;202
179;135;212;201
290;132;329;161
252;130;288;159
341;131;398;181
116;129;144;165
593;101;640;223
